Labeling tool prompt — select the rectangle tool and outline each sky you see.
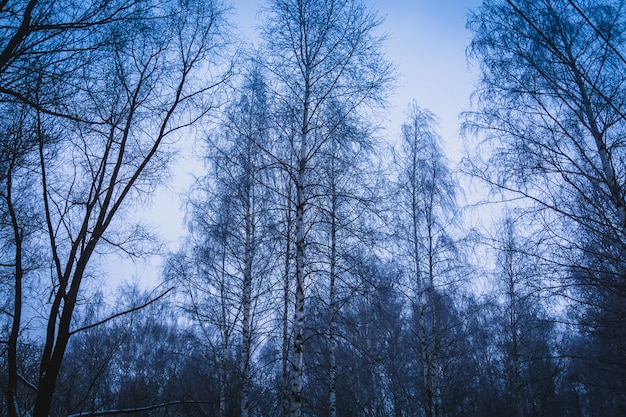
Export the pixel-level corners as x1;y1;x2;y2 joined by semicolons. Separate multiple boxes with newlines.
121;0;484;286
371;0;482;157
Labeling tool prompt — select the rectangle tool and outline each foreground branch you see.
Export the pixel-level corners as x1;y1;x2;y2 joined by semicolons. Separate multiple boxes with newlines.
67;400;207;417
69;287;173;336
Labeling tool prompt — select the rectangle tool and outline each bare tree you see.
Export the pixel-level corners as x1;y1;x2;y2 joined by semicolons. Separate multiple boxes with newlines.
0;104;41;417
0;1;232;415
488;213;560;417
259;1;393;414
312;103;381;417
464;1;626;411
464;0;626;286
0;0;144;118
0;3;142;415
496;216;529;417
168;61;276;417
392;102;460;417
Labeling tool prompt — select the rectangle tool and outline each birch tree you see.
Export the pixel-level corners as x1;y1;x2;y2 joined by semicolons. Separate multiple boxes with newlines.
170;63;274;417
317;106;381;417
293;101;381;416
490;214;560;417
393;102;460;417
260;1;393;414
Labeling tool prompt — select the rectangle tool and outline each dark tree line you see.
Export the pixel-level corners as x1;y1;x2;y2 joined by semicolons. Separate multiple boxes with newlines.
1;0;625;416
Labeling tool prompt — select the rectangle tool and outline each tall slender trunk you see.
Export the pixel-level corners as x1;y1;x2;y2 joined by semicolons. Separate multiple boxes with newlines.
6;160;23;417
219;335;228;417
410;151;430;417
219;243;228;417
290;161;305;417
426;201;441;417
329;188;338;417
281;183;292;417
507;254;525;417
290;85;310;417
282;204;292;417
241;192;254;417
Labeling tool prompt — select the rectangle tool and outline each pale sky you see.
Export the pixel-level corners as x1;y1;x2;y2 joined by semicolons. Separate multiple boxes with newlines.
371;0;481;159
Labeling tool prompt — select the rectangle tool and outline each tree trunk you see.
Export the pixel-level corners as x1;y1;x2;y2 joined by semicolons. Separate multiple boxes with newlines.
290;87;309;417
329;190;338;417
282;215;292;417
240;180;254;417
33;241;96;417
290;164;305;417
6;161;23;417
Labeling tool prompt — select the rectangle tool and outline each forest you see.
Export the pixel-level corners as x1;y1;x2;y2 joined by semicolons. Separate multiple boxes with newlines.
1;0;625;416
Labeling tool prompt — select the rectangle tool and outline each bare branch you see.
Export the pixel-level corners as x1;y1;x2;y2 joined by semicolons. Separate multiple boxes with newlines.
66;400;209;417
69;288;174;336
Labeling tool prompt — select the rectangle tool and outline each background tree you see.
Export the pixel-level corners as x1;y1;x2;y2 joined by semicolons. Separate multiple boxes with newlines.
302;102;382;417
0;103;41;417
52;285;191;417
464;0;626;413
167;62;275;417
391;102;462;417
0;3;144;415
11;0;626;415
337;254;409;417
489;214;561;417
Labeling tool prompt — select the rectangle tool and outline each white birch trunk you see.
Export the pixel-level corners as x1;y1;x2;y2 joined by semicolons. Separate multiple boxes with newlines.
240;189;254;417
282;209;292;417
289;80;310;417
